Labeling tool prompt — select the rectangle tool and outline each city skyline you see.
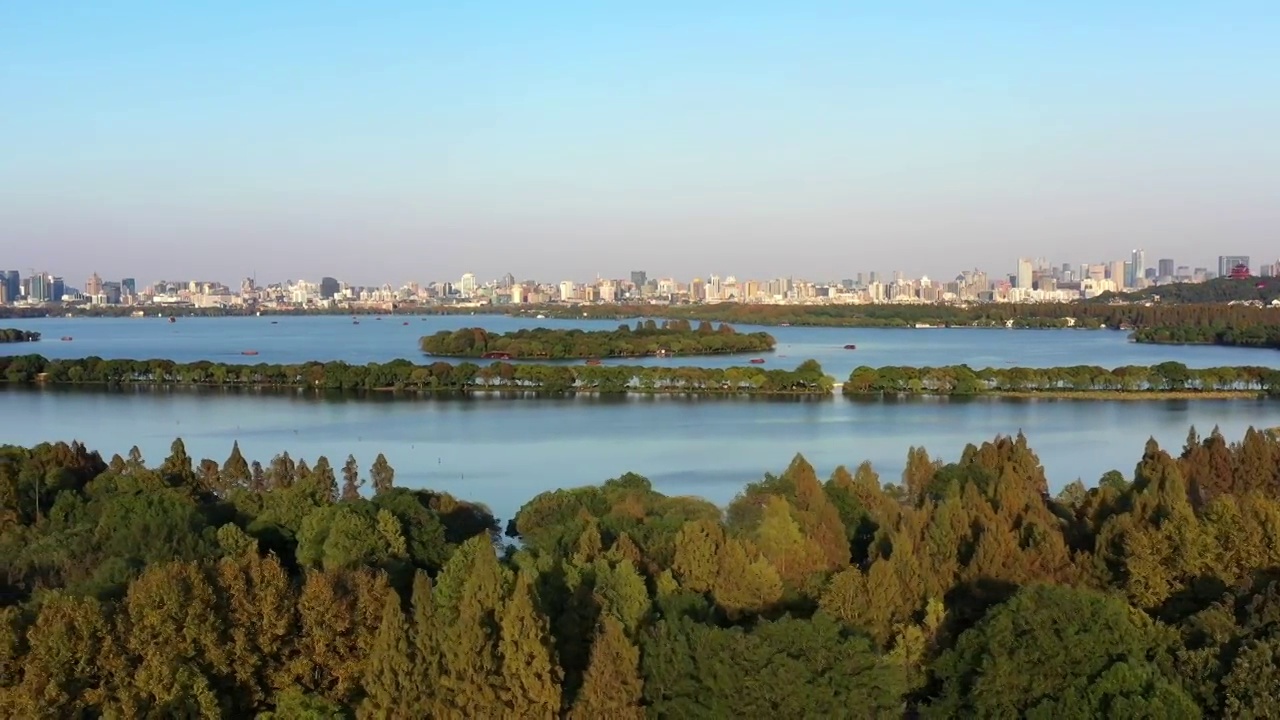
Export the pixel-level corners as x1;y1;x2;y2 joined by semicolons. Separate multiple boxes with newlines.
3;4;1278;281
0;249;1264;293
3;253;1271;309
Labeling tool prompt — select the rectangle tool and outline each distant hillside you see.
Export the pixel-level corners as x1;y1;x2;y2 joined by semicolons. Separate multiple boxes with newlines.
1091;276;1280;305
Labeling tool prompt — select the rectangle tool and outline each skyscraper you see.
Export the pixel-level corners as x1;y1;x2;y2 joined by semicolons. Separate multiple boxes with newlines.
1131;249;1146;285
29;273;50;302
319;277;340;299
122;278;137;298
50;277;64;301
1016;258;1034;289
459;272;477;296
630;270;647;288
1158;258;1175;278
0;271;16;303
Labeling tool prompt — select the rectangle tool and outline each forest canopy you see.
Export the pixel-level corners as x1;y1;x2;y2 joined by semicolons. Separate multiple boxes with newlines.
0;354;831;395
419;321;775;358
7;427;1280;715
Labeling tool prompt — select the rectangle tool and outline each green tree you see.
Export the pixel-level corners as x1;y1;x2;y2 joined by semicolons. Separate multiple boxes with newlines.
499;572;562;717
370;453;395;496
358;592;413;719
568;615;644;720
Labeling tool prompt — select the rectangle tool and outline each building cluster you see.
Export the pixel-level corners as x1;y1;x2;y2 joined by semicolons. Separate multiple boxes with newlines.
0;254;1269;310
1012;251;1260;300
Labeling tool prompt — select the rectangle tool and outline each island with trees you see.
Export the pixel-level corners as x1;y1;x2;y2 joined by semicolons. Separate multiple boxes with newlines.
6;426;1280;715
419;321;776;359
0;354;832;395
842;362;1280;399
1131;324;1280;349
0;328;39;343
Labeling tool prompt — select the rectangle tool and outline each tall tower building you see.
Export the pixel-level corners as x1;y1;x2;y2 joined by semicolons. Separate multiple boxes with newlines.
459;272;477;296
1131;249;1146;285
1016;258;1034;289
1158;259;1175;278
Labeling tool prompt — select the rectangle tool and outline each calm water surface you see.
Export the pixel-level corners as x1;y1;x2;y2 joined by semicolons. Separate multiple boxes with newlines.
3;387;1277;522
4;314;1280;375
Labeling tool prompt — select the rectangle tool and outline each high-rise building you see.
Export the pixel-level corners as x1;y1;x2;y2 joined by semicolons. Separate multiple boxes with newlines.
559;280;575;301
122;278;136;298
1158;258;1175;278
459;272;477;296
630;270;647;288
3;271;17;302
85;272;103;298
1015;258;1033;289
29;273;50;302
319;277;340;299
1109;261;1126;289
1131;249;1146;284
1218;256;1250;278
50;277;65;301
501;273;516;289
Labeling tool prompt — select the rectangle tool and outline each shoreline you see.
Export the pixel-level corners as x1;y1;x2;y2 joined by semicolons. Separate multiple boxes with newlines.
3;382;1266;402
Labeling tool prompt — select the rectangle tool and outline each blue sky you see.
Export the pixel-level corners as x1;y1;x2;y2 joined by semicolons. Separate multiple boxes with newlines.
2;1;1277;285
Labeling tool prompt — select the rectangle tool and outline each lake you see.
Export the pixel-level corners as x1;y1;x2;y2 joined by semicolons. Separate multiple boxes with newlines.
3;316;1279;521
4;314;1278;376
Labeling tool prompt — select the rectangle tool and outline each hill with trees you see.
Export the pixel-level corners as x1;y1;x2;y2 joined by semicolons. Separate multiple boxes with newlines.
8;428;1280;714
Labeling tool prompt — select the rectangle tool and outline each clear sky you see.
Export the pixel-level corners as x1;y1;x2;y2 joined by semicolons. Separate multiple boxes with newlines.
2;1;1277;286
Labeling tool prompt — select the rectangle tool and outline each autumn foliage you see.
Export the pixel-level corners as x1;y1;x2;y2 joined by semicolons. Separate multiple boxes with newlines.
7;428;1280;715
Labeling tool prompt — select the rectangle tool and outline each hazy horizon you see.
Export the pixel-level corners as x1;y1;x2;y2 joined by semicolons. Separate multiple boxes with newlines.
3;2;1277;284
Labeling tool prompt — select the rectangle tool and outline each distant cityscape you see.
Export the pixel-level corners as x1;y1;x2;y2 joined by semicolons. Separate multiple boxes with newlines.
0;252;1270;311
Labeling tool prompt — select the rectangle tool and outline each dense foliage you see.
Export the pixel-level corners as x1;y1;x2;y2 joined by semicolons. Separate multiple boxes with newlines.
843;362;1280;396
10;428;1280;715
0;328;39;343
1099;276;1280;305
512;300;1280;333
419;321;775;358
0;354;832;395
1133;324;1280;349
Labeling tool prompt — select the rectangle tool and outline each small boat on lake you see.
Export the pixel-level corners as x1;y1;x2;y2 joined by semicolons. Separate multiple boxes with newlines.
749;358;766;364
168;316;176;323
585;359;602;366
843;344;857;350
60;336;73;341
353;320;360;325
241;350;259;356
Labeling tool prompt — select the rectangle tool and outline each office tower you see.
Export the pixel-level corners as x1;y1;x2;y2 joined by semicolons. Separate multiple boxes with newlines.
1015;258;1034;289
868;271;879;284
1109;261;1126;288
459;272;477;296
3;270;17;302
1131;249;1146;283
0;281;7;304
122;278;136;298
1158;258;1175;278
1218;256;1250;277
29;273;50;302
50;277;64;301
1123;261;1134;288
319;277;340;299
559;280;575;301
501;273;516;289
630;270;647;288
